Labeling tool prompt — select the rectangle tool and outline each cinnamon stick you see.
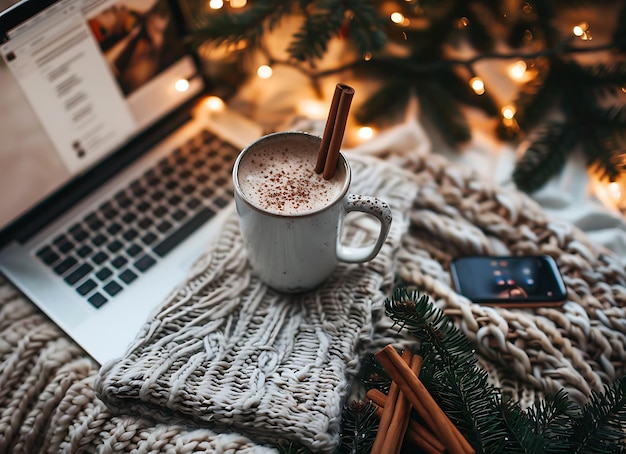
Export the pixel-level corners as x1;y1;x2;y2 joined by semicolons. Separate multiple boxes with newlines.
384;352;422;454
374;345;475;454
315;84;342;174
367;389;445;454
370;349;412;454
315;83;354;180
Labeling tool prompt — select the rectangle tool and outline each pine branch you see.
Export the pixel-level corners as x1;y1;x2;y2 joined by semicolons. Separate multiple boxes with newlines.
570;379;626;453
526;389;579;453
416;79;473;146
354;81;411;125
338;401;379;454
512;122;576;193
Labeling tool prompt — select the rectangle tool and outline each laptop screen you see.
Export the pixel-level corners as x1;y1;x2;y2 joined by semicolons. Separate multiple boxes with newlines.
0;0;203;232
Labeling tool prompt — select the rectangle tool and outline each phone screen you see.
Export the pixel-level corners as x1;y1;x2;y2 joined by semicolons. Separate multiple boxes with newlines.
450;255;567;306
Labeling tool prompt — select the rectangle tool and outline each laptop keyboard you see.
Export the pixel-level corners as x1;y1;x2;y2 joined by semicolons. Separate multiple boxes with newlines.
35;128;239;309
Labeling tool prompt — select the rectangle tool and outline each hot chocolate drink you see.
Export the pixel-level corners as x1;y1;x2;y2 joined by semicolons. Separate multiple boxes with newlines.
236;133;346;215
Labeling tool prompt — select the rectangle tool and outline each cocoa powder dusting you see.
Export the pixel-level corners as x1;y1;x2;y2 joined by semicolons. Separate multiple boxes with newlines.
238;138;345;215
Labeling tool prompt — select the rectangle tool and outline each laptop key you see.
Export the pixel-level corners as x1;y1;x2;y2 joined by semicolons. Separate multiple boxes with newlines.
134;254;156;272
64;263;94;285
76;244;93;258
127;244;143;257
141;232;158;246
92;233;107;246
153;207;214;258
96;267;113;281
88;292;108;308
37;246;60;265
69;225;89;242
103;280;123;297
111;256;128;269
107;240;123;253
53;256;78;275
77;279;97;296
119;269;138;284
107;222;122;235
92;251;109;265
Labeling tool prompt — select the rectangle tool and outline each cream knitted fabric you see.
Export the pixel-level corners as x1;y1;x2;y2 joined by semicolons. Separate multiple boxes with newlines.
94;155;417;453
1;145;626;452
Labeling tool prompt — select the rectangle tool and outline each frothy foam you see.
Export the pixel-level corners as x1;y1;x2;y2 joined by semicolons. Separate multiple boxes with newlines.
237;134;346;215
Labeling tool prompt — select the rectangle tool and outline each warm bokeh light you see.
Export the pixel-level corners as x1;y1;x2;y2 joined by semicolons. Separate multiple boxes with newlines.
357;126;375;141
256;64;273;79
456;17;470;28
363;52;372;61
390;12;405;24
298;99;326;118
470;77;485;95
209;0;223;9
230;0;247;8
205;95;225;112
573;22;592;40
501;105;516;119
174;79;190;92
608;182;622;201
573;23;586;37
508;60;527;80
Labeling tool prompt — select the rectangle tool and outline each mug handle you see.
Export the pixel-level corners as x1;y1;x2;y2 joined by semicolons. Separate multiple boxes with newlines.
337;194;393;263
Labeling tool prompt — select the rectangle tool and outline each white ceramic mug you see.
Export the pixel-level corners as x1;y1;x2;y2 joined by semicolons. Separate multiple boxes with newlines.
232;131;392;293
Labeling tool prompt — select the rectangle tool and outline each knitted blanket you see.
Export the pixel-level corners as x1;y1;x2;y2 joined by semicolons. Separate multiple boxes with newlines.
1;145;625;453
94;155;417;453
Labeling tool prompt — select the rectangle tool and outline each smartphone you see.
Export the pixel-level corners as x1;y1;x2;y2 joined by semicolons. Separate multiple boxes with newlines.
450;255;567;307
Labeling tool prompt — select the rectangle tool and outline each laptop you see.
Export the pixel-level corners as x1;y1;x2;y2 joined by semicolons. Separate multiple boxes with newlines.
0;0;262;365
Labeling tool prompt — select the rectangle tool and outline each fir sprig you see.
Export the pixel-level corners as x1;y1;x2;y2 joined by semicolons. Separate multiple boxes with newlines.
184;0;626;193
335;287;626;454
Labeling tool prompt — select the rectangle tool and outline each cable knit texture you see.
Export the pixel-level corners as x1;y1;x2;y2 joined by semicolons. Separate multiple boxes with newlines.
94;155;415;453
1;147;625;452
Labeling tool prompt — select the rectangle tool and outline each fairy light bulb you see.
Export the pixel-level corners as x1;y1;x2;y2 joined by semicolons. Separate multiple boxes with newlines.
608;181;622;201
508;60;527;80
298;99;325;118
209;0;223;9
357;126;375;141
174;78;190;92
230;0;247;8
573;22;592;40
470;77;485;95
205;96;225;112
363;52;372;61
390;12;405;24
256;64;273;79
501;105;516;120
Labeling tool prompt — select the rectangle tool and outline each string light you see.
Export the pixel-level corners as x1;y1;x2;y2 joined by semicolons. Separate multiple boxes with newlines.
174;79;190;92
390;12;409;26
357;126;375;141
208;0;223;9
469;76;485;95
573;22;592;40
230;0;247;7
508;60;527;80
501;105;516;120
256;64;273;79
297;99;326;118
363;52;372;61
205;96;225;112
591;176;626;213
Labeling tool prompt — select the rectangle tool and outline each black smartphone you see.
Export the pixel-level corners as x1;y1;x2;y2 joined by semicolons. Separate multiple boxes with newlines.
450;255;567;307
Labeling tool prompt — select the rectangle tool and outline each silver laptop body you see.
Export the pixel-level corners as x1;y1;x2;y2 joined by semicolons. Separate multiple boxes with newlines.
0;0;260;364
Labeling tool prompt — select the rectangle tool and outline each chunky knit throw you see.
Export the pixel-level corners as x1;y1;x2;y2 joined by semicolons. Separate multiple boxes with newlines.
94;155;417;453
1;145;625;453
